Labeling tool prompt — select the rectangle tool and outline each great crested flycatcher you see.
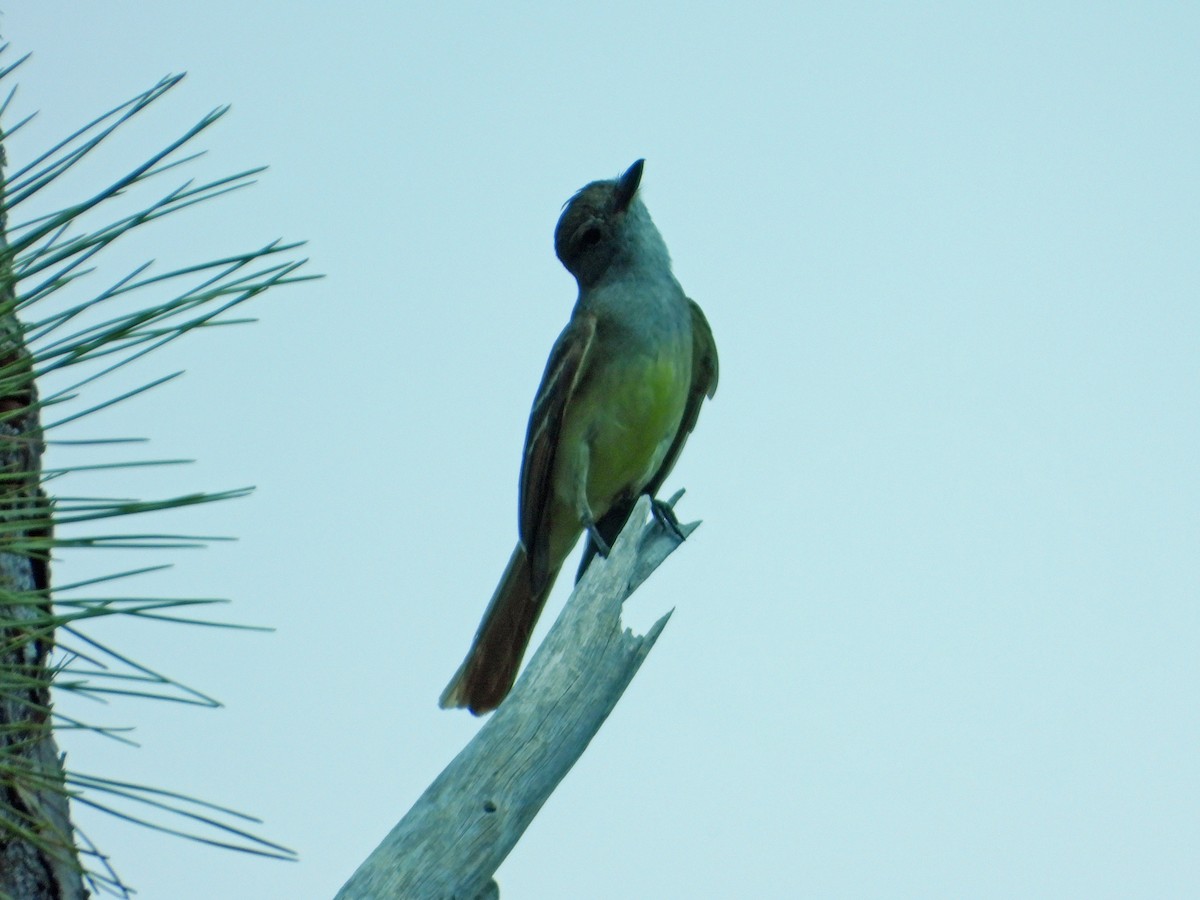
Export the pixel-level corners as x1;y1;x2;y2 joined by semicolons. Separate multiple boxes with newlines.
439;159;719;715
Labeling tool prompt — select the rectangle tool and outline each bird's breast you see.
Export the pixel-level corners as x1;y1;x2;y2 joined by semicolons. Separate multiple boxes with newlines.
561;335;691;513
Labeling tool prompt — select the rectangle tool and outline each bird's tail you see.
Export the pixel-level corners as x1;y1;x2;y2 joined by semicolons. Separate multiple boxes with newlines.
439;545;557;715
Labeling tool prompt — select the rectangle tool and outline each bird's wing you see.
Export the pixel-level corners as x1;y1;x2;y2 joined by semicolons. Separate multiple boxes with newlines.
518;311;597;592
643;298;719;499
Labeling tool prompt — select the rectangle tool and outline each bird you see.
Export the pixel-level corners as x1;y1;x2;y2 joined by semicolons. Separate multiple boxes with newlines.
439;159;718;715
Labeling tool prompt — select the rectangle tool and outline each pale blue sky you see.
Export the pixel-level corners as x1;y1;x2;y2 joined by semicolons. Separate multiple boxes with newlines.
4;3;1198;898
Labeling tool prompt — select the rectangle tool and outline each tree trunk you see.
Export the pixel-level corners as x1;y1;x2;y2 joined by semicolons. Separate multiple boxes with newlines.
0;137;88;899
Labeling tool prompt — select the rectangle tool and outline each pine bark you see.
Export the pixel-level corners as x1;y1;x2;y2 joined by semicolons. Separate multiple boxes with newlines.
0;139;88;899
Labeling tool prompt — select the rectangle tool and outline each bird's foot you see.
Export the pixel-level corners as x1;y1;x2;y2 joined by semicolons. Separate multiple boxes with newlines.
651;489;687;540
584;517;612;558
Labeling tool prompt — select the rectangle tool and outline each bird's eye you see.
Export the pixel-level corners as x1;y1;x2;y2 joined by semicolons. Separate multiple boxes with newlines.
578;226;603;249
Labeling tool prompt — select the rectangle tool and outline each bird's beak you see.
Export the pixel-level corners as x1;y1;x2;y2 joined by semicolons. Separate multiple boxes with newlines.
613;159;645;212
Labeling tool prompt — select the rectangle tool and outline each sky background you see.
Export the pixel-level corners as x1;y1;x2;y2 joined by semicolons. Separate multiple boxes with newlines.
3;3;1198;898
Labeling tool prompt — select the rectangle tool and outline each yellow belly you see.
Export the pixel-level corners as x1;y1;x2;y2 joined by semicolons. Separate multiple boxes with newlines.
555;348;689;519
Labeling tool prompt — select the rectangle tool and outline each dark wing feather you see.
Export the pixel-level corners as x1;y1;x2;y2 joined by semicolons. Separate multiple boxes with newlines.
518;312;597;592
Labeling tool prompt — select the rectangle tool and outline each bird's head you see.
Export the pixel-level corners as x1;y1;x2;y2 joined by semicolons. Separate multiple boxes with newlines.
554;159;669;287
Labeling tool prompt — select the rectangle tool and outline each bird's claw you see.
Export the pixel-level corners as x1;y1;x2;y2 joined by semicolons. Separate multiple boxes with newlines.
585;518;612;558
651;490;687;540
